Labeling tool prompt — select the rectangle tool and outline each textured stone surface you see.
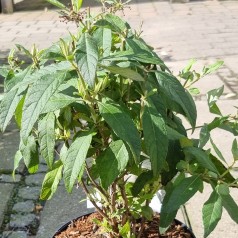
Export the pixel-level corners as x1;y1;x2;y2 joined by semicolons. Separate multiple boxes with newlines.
1;231;27;238
12;200;35;213
36;186;92;238
9;213;38;229
0;183;14;226
0;174;21;183
18;186;41;200
25;174;45;186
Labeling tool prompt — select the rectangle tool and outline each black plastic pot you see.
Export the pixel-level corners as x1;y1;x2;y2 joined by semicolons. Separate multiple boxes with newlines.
52;213;196;238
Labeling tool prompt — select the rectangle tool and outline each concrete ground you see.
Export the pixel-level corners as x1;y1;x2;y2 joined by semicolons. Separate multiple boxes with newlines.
0;0;238;237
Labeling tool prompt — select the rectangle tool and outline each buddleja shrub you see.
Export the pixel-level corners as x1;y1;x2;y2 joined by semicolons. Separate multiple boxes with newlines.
0;0;237;237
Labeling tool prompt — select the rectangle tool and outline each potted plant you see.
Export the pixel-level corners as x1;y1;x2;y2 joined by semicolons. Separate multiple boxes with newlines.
0;0;237;237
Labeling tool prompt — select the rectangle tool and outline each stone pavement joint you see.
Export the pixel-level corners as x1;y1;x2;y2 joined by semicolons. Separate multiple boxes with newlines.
1;1;238;238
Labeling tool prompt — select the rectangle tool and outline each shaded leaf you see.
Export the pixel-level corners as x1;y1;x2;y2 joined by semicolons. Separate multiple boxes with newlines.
96;140;129;189
98;97;141;163
63;132;92;192
100;65;144;81
202;191;222;237
38;112;56;169
40;160;63;200
184;147;219;174
207;86;224;115
142;100;168;175
156;71;197;129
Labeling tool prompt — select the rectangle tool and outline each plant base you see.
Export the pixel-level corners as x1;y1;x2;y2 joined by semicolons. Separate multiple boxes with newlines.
53;212;196;238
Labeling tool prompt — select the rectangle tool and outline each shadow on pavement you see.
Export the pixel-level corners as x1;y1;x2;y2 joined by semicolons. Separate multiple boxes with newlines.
13;0;168;12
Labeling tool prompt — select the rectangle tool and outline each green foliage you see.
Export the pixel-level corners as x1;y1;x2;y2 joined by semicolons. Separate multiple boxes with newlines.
0;1;237;237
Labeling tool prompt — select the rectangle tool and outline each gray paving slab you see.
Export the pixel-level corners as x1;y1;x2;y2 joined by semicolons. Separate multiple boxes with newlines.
36;186;92;238
0;122;21;173
0;183;14;226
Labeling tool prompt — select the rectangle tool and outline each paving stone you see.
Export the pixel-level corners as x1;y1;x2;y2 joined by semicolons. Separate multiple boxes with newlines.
9;213;38;229
18;187;41;200
25;173;45;186
12;200;35;213
36;186;92;238
0;174;21;183
1;231;27;238
0;184;14;226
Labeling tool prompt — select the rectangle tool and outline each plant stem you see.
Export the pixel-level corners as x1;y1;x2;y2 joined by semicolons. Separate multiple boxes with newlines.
81;179;109;220
85;164;110;202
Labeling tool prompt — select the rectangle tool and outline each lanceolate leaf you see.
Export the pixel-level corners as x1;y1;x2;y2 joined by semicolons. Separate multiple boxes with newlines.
63;132;92;193
96;140;129;189
98;97;141;163
202;191;223;237
184;147;219;174
220;193;238;223
207;86;224;115
20;135;39;174
38;112;56;169
21;71;68;143
95;13;129;34
40;160;63;200
41;93;79;114
100;65;144;81
161;175;203;213
142;100;168;175
93;28;112;57
0;68;30;132
75;33;98;87
156;71;197;129
46;0;67;9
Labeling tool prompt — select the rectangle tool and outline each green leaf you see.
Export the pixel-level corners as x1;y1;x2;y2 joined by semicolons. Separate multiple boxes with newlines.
0;68;31;131
184;147;219;174
131;171;153;196
142;100;168;175
75;33;98;87
98;97;141;163
41;93;79;114
10;62;71;92
93;27;112;57
41;43;65;60
38;112;56;169
21;71;68;143
95;13;129;34
199;124;210;148
63;132;92;193
207;86;224;115
161;175;203;213
40;160;63;200
96;140;129;189
216;184;230;196
100;65;144;81
141;206;153;220
210;137;226;164
156;71;197;129
203;61;224;76
232;139;238;161
125;38;169;70
14;96;25;128
220;193;238;223
72;0;83;11
46;0;67;9
202;191;223;237
12;150;23;179
15;44;32;57
20;135;39;174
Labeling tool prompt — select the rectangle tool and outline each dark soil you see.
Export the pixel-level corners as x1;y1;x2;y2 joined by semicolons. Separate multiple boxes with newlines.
54;213;194;238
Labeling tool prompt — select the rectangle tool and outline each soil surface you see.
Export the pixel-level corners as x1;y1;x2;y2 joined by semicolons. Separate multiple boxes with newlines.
54;212;194;238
